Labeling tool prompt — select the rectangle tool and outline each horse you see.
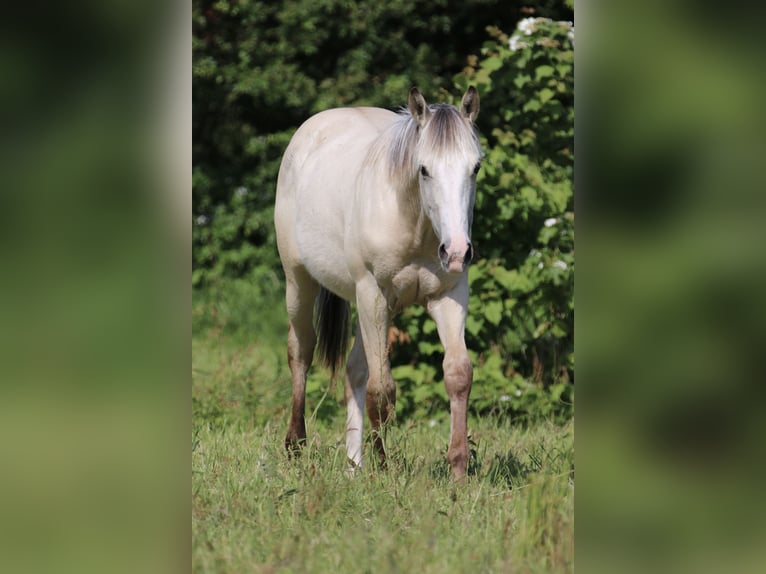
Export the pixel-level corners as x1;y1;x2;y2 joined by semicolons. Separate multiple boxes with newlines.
274;87;482;478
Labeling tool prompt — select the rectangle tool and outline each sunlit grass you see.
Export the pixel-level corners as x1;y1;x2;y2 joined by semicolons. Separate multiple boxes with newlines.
192;414;573;573
193;287;573;572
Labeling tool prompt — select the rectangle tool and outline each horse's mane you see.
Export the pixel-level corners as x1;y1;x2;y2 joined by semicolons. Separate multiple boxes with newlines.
366;104;482;192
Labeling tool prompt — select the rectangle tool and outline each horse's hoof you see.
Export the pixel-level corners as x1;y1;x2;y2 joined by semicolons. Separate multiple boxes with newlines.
284;436;306;458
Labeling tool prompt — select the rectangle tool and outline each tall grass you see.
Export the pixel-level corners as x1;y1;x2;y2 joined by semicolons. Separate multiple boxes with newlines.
193;283;574;572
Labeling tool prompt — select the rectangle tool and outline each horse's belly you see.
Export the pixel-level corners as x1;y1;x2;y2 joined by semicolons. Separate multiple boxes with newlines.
296;226;356;300
292;167;358;300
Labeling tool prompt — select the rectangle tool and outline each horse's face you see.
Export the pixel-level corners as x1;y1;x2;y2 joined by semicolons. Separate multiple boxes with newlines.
417;153;480;273
410;87;481;274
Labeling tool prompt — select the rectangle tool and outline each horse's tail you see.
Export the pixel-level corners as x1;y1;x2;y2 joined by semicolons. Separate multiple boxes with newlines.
314;287;351;378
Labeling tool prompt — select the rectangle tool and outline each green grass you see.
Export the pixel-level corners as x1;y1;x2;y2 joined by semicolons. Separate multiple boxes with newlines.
193;286;574;573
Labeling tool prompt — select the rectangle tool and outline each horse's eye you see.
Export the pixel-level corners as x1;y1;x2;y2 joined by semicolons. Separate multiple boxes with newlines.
420;165;430;177
473;162;481;175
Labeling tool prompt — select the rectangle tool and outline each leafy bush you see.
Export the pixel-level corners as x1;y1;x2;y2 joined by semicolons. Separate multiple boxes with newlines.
391;17;574;424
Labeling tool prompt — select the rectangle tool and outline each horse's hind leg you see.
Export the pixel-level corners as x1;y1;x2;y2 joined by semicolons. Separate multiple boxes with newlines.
284;268;319;453
344;326;367;469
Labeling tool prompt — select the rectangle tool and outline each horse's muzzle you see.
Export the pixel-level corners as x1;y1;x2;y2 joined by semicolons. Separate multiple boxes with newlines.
439;240;473;273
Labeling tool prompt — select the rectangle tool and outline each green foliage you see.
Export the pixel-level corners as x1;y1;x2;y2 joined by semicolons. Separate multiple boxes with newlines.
391;17;574;424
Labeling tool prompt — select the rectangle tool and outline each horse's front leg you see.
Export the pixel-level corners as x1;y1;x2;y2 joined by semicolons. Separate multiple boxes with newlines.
353;278;396;469
428;277;473;479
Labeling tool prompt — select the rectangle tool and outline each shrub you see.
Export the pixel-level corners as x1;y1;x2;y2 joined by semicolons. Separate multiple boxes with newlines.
391;17;574;424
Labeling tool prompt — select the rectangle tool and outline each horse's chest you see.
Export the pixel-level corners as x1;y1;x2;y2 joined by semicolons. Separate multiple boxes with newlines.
388;264;456;312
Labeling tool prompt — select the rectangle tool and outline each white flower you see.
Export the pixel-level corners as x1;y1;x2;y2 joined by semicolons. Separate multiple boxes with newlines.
196;215;208;226
553;260;568;270
568;28;575;45
538;261;544;269
529;249;541;258
429;419;437;428
509;34;527;51
544;217;558;227
235;186;248;197
517;17;537;36
515;389;522;397
500;394;511;402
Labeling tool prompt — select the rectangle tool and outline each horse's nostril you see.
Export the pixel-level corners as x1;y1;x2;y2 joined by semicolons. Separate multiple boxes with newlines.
438;243;448;261
465;242;474;264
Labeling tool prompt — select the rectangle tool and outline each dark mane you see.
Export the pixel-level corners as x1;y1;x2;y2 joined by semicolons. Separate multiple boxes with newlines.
366;103;482;190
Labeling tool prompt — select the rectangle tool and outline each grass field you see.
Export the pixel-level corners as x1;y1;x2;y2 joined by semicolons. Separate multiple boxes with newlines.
192;287;574;573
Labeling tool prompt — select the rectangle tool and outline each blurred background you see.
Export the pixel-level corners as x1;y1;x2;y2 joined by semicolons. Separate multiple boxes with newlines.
578;1;766;572
0;0;764;571
1;1;188;573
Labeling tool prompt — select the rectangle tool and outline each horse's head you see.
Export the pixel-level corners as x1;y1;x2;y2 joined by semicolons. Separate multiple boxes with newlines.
409;87;482;273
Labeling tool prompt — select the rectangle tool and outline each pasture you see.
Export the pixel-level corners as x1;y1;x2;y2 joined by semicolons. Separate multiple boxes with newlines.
192;286;574;573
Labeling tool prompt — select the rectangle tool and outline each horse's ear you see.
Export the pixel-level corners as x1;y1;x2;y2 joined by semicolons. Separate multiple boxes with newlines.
408;87;431;127
460;86;480;123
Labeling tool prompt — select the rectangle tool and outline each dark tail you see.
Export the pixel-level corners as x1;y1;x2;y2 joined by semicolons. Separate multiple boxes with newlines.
314;287;351;377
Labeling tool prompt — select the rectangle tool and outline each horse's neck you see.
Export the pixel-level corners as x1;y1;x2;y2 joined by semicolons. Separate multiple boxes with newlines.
370;120;439;249
396;180;438;251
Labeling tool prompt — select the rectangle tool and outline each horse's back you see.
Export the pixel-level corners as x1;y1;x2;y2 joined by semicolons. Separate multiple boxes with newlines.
277;107;395;195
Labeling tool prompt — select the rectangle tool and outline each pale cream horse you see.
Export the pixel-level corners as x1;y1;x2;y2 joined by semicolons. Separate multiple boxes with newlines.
274;87;482;478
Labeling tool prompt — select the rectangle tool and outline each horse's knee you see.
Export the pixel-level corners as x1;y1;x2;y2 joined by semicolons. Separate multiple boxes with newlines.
443;354;472;399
